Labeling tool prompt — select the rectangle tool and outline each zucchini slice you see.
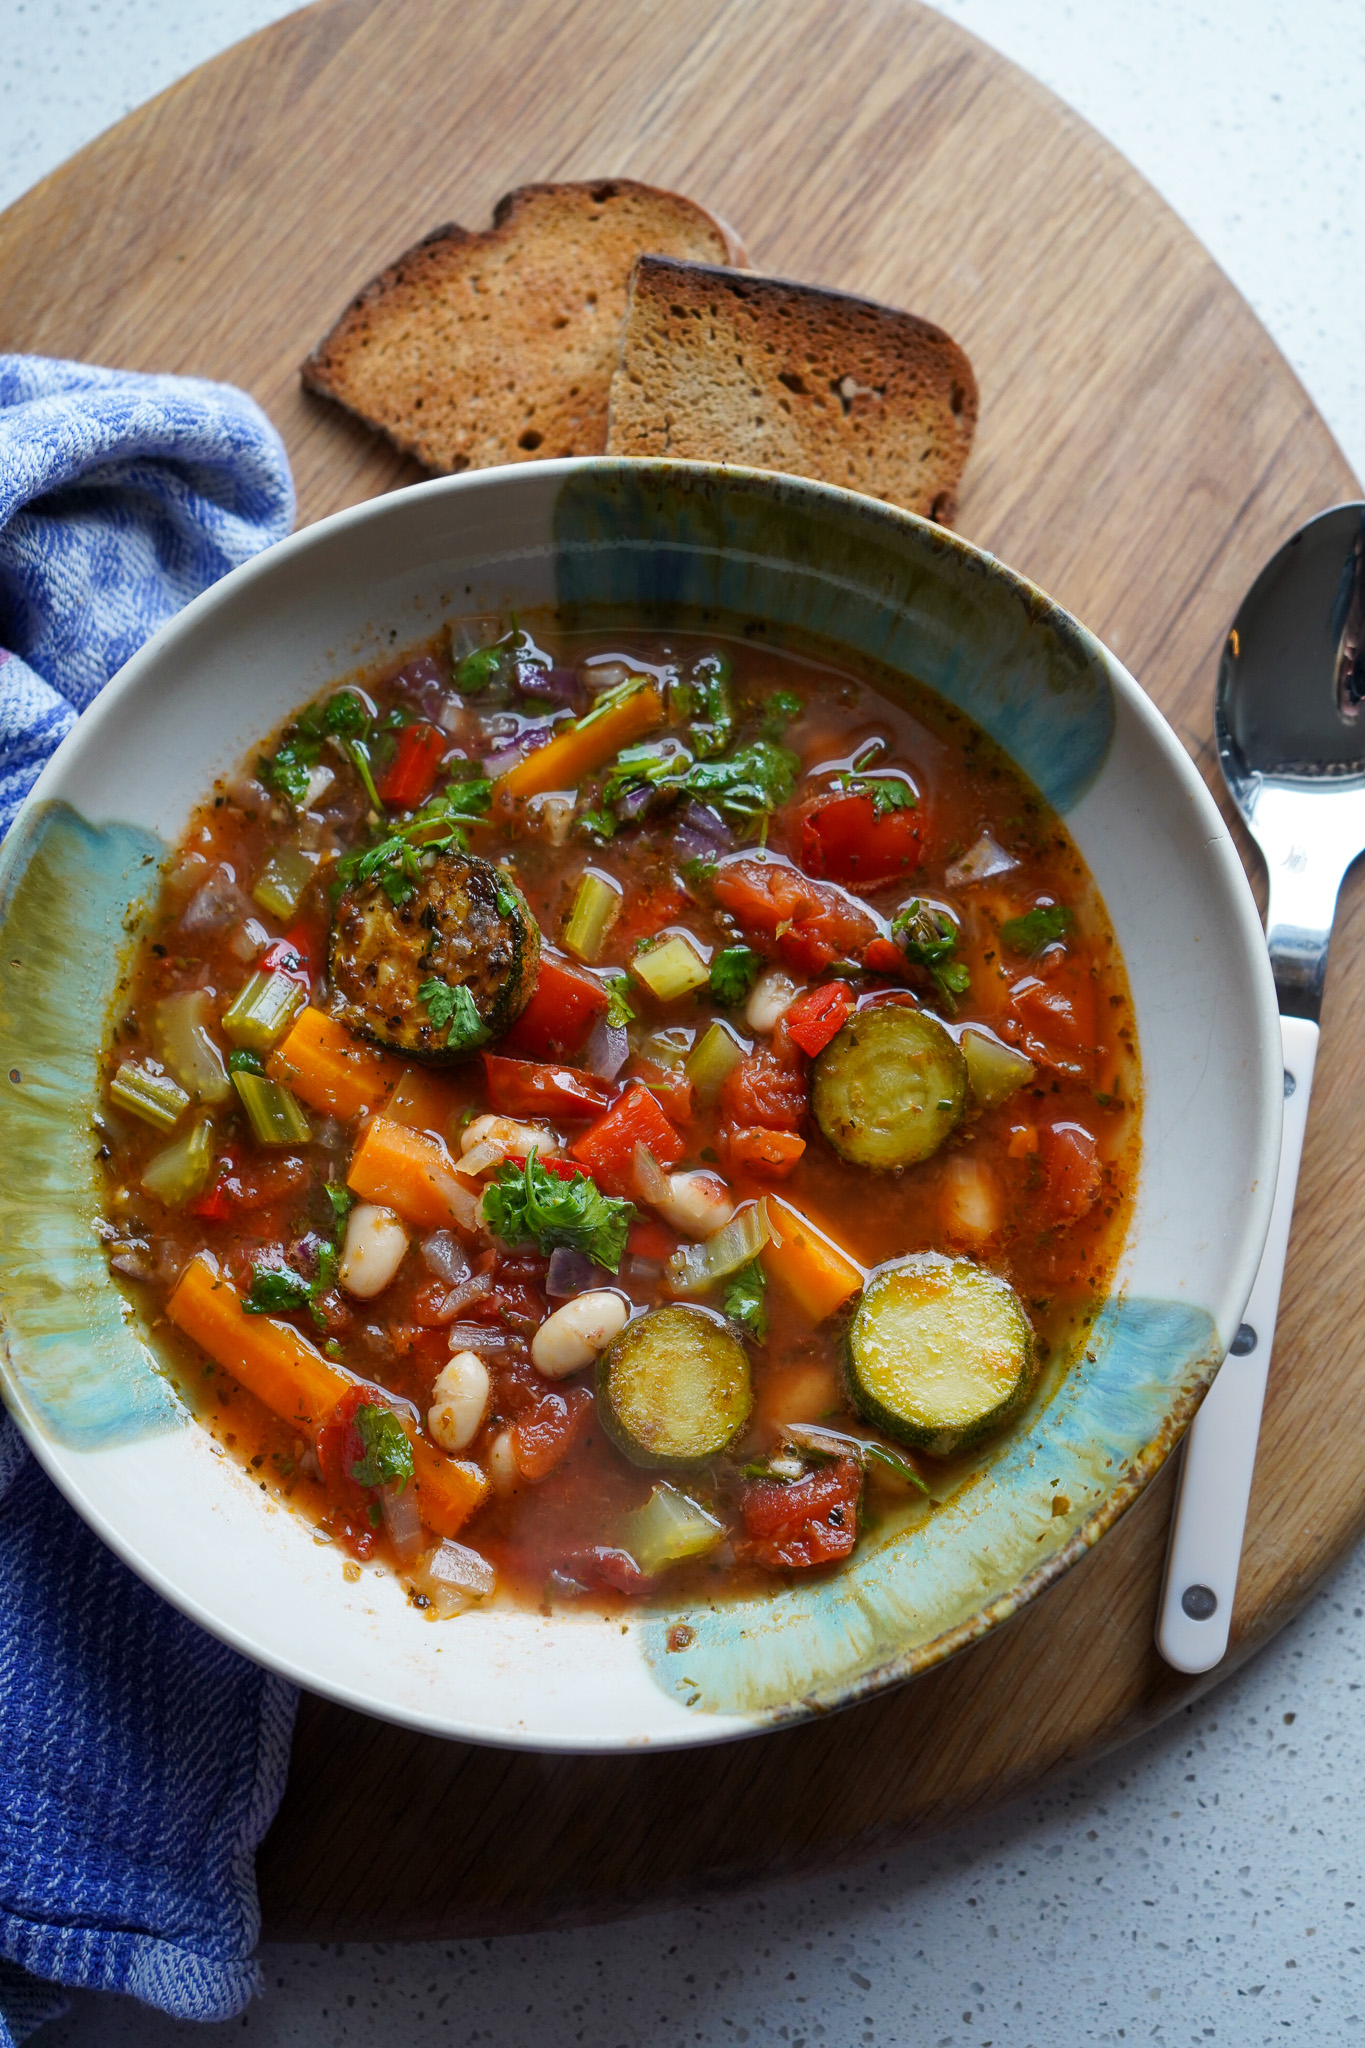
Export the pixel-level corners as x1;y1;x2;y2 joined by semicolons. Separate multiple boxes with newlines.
597;1306;752;1469
330;848;539;1061
812;1003;965;1169
845;1253;1034;1456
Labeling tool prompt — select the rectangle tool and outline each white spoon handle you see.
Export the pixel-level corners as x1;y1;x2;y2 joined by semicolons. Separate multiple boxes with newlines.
1156;1012;1318;1673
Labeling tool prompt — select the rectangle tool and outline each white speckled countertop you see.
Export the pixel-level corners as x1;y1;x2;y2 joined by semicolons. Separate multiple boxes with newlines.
4;2;1364;2040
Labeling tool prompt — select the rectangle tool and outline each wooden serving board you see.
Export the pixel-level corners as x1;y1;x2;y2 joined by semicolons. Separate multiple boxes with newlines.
3;0;1361;1940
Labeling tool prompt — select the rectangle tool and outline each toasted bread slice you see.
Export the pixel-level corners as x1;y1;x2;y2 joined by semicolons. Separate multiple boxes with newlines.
607;257;977;521
303;182;744;474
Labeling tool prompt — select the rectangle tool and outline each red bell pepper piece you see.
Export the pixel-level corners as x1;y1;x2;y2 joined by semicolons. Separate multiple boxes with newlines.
571;1084;685;1196
483;1054;613;1121
738;1456;862;1569
800;792;924;889
377;721;446;810
629;1057;694;1124
782;981;854;1057
261;936;311;987
501;952;610;1061
861;936;908;978
504;1152;587;1185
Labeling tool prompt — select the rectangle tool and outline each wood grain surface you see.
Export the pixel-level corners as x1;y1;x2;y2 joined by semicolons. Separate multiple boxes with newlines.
2;0;1361;1941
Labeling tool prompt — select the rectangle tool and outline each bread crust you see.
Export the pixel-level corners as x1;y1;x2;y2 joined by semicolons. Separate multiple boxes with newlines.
605;257;978;521
302;181;742;474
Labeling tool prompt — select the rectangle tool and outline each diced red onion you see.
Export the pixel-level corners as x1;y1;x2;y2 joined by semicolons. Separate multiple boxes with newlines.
483;728;551;776
440;1272;493;1317
516;664;582;706
443;1323;526;1355
582;1016;630;1080
421;1230;471;1285
381;1479;424;1565
622;1255;663;1292
545;1246;609;1299
679;800;732;848
179;868;249;935
391;655;449;721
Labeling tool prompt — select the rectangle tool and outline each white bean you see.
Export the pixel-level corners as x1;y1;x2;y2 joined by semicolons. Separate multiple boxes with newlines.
746;965;803;1035
655;1169;735;1240
531;1290;630;1379
488;1430;519;1495
428;1351;491;1453
460;1114;559;1160
338;1202;409;1299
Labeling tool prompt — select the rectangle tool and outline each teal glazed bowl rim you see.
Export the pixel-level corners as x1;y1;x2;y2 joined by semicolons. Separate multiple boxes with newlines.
0;458;1281;1752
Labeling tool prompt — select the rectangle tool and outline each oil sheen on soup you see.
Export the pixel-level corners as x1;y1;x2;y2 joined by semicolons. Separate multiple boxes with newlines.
96;619;1139;1619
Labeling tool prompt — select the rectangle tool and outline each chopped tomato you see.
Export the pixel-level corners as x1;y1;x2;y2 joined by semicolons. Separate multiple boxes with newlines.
712;857;879;971
861;935;910;978
738;1457;862;1570
376;721;446;809
504;1152;586;1185
626;1217;679;1262
724;1126;807;1178
613;880;687;949
410;1276;457;1326
1008;959;1097;1073
483;1053;612;1121
1038;1121;1102;1220
502;952;609;1061
629;1057;694;1124
571;1085;685;1196
190;1151;311;1220
261;937;311;987
512;1385;593;1481
463;1279;545;1334
720;1019;808;1134
800;792;924;889
783;981;854;1057
562;1546;650;1594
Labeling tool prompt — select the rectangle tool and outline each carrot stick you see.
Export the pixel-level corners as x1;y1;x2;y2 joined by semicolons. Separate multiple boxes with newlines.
168;1252;350;1431
495;683;664;801
167;1255;487;1534
348;1114;480;1231
267;1007;400;1119
761;1196;865;1323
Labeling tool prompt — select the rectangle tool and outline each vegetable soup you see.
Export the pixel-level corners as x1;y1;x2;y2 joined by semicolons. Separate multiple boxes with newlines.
95;620;1138;1616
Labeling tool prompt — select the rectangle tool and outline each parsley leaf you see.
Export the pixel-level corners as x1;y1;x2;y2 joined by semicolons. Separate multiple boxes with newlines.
335;780;492;904
682;739;798;822
760;689;803;739
258;737;320;807
456;645;506;694
481;1151;635;1273
709;945;761;1007
324;1182;355;1232
350;1405;415;1492
723;1259;768;1340
1001;903;1073;956
892;899;971;1010
677;652;734;759
604;975;636;1029
418;978;488;1051
840;774;917;818
243;1266;314;1316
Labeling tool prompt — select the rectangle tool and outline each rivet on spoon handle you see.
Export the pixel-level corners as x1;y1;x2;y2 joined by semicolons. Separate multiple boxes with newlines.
1156;1016;1317;1672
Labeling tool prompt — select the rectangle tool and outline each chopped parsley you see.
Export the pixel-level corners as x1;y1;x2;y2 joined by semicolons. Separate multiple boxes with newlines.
259;690;378;809
709;944;761;1007
482;1150;634;1273
723;1259;768;1340
604;975;636;1029
892;899;971;1010
1001;903;1073;956
243;1266;314;1317
456;644;506;694
226;1048;265;1076
839;774;917;818
418;978;488;1051
350;1404;414;1492
336;779;493;904
682;739;798;822
676;652;734;759
760;689;803;739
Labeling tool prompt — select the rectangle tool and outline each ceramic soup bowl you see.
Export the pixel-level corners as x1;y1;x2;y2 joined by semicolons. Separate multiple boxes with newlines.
0;460;1280;1750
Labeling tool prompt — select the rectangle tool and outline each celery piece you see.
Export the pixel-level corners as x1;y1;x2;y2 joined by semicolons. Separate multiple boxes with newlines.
624;1484;724;1575
961;1028;1035;1110
221;969;306;1051
154;989;232;1105
666;1199;770;1296
563;870;622;964
685;1020;745;1103
251;846;317;922
231;1070;312;1146
110;1060;190;1133
140;1118;214;1206
632;933;709;1003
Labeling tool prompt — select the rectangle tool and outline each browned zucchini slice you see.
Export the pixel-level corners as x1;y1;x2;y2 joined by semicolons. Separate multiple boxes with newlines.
597;1305;752;1468
812;1002;965;1169
845;1253;1033;1456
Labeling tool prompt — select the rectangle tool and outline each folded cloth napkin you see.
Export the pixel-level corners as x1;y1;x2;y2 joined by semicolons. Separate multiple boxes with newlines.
0;354;298;2040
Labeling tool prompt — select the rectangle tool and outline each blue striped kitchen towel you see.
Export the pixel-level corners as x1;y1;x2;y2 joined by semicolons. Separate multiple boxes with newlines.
0;354;298;2039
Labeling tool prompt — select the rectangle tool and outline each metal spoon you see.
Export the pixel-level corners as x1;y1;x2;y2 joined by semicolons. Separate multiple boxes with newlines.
1157;500;1365;1673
